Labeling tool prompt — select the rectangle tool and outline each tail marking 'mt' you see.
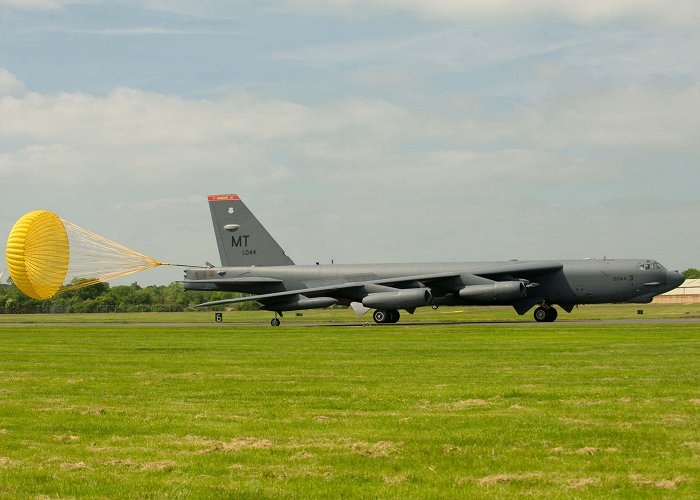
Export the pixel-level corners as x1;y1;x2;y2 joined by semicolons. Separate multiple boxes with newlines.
208;194;294;267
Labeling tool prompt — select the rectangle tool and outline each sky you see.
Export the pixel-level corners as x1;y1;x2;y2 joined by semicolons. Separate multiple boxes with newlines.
1;0;699;285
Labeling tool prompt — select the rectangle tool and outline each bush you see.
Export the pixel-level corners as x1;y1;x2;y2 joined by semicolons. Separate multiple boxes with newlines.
682;268;700;279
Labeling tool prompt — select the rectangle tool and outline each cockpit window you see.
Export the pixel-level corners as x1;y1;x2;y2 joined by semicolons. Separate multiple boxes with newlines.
640;261;666;271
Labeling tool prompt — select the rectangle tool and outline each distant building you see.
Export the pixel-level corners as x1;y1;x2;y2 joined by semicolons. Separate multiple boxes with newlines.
654;279;700;304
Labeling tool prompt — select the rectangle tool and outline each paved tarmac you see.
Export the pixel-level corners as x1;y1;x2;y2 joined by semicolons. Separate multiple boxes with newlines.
1;318;699;328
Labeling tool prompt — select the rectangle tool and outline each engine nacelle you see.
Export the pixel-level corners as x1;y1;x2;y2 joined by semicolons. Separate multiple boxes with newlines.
458;281;526;302
262;296;338;311
362;288;432;309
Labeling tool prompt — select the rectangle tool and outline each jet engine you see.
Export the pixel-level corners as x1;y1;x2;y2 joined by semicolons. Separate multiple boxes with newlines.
362;288;433;309
458;281;526;302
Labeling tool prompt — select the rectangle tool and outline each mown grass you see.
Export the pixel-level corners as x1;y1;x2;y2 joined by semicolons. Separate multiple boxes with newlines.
0;323;698;498
0;302;699;324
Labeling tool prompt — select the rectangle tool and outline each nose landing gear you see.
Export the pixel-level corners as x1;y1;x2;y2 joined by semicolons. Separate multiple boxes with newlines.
534;306;558;323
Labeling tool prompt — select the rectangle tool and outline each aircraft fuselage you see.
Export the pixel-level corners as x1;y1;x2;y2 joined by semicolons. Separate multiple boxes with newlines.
185;258;683;312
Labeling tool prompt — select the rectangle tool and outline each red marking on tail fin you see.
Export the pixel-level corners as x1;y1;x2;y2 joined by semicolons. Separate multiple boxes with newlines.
208;194;240;201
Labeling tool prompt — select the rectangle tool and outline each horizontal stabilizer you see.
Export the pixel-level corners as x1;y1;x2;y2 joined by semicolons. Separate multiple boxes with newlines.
188;277;283;285
183;275;284;291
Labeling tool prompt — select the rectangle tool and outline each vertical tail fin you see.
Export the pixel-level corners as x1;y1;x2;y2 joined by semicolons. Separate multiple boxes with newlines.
208;194;294;267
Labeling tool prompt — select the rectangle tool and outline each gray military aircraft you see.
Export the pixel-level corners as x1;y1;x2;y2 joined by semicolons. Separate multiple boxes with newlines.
186;194;685;326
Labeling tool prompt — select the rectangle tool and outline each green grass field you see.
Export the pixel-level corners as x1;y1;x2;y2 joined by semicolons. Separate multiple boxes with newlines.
0;318;698;497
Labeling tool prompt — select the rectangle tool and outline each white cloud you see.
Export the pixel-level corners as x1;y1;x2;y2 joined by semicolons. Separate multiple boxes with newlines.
521;84;700;150
0;89;422;167
2;76;697;184
0;68;26;96
140;0;250;19
0;0;95;10
275;24;700;109
287;0;700;26
27;26;241;36
1;70;697;273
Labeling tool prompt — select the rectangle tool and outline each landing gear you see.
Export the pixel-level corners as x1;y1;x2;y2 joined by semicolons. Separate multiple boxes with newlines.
548;307;558;322
373;309;388;324
373;309;400;324
534;306;558;323
388;309;400;324
270;311;281;327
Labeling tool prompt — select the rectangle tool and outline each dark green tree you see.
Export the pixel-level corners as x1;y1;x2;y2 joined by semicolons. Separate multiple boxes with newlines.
0;278;248;314
682;268;700;279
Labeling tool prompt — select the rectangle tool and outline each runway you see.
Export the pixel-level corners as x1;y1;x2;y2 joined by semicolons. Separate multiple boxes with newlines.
1;318;699;328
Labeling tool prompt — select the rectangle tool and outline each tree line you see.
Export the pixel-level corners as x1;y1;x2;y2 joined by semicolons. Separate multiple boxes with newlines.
0;280;251;314
0;268;697;314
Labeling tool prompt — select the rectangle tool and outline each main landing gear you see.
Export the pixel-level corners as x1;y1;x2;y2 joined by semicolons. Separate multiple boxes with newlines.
373;309;400;324
533;306;558;323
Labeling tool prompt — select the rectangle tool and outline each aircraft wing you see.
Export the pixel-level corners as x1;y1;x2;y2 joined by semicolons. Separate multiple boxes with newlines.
471;261;563;278
195;271;461;307
194;262;564;308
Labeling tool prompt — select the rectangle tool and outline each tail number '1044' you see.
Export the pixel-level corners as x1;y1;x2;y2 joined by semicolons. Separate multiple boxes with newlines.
231;235;256;255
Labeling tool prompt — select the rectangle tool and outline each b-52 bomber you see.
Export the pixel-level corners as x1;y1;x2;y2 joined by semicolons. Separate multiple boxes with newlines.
186;194;684;326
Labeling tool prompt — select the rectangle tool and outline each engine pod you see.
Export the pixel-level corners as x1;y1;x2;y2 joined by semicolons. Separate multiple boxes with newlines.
458;281;526;302
362;288;433;309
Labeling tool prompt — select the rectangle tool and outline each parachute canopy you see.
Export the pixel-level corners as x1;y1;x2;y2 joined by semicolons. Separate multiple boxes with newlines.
6;210;161;300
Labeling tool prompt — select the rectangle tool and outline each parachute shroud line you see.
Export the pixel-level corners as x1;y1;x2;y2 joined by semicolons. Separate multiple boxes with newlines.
6;210;163;300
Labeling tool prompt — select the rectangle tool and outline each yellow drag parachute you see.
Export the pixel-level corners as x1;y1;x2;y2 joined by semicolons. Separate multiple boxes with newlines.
6;211;69;299
6;210;161;300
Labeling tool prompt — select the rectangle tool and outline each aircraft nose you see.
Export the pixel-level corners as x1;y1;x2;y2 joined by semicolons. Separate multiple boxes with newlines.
667;270;685;289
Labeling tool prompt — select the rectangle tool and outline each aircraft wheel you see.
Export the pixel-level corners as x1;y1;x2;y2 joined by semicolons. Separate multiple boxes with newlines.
388;309;400;323
533;307;549;322
546;307;558;322
373;309;389;324
271;317;281;327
